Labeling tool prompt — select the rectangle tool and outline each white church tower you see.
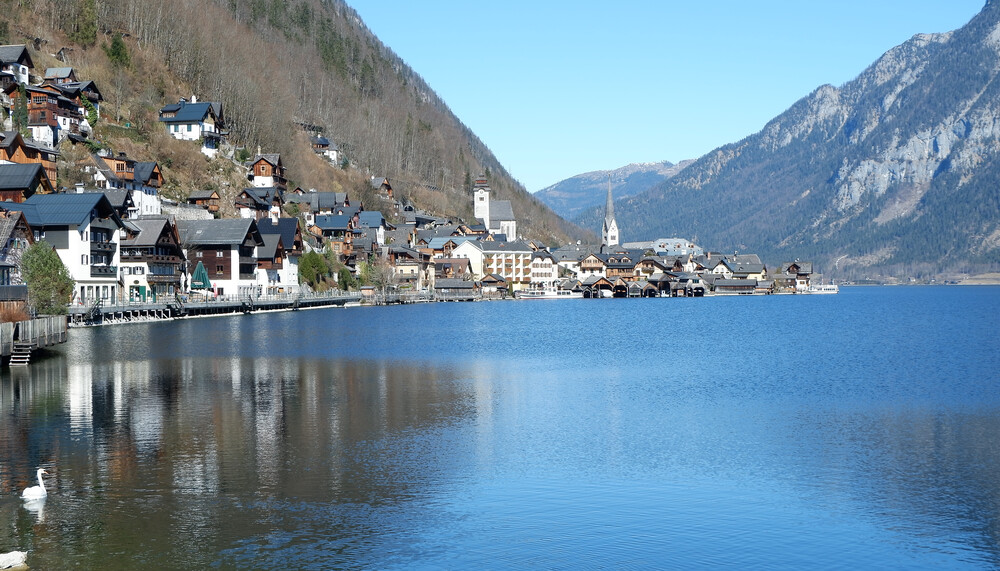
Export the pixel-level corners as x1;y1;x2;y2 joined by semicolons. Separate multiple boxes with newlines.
602;174;619;248
473;175;490;226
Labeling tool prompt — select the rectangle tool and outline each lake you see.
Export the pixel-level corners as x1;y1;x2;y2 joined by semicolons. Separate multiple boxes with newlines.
1;286;999;569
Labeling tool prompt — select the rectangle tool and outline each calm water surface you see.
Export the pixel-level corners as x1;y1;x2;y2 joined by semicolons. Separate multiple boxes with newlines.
1;286;999;569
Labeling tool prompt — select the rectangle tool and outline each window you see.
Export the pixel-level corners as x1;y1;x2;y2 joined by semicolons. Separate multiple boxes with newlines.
216;265;224;275
196;251;203;258
187;124;192;132
81;255;88;265
216;250;223;257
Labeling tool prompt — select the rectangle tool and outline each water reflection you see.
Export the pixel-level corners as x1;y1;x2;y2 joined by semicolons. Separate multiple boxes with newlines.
0;347;481;567
0;289;998;567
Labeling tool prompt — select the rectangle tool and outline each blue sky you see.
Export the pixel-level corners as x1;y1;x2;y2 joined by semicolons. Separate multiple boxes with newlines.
350;1;986;192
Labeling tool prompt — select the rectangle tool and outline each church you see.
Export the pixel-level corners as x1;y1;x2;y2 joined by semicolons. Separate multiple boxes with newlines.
472;175;517;240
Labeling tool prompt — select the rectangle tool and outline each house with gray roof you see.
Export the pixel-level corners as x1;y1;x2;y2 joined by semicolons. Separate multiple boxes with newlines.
0;44;33;86
245;154;287;190
177;218;264;297
120;217;184;301
0;163;53;202
158;97;225;157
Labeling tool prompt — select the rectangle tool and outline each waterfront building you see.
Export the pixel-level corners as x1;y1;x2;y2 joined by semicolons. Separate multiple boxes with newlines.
119;217;184;301
177;218;264;297
4;192;124;304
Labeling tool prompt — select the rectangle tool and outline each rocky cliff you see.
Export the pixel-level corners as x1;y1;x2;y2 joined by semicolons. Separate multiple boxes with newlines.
577;2;1000;279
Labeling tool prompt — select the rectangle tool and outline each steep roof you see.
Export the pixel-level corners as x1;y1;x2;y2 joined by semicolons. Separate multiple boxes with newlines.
246;153;281;168
489;200;515;222
121;218;170;247
357;210;386;228
133;162;158;185
3;192;119;227
258;233;283;259
256;217;299;248
44;67;74;79
177;218;262;246
0;45;33;68
0;163;45;190
313;214;351;231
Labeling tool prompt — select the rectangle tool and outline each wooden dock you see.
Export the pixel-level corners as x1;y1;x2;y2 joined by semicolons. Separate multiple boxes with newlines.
1;316;69;366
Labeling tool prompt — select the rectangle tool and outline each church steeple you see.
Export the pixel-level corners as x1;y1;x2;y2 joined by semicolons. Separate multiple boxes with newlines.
602;174;619;248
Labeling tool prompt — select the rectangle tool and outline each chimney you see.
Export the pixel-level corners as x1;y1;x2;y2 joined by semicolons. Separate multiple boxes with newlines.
191;94;197;103
74;182;84;193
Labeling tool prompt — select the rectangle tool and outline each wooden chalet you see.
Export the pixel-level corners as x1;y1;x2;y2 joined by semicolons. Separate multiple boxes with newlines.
187;190;221;213
0;131;58;185
0;163;54;202
245;154;287;191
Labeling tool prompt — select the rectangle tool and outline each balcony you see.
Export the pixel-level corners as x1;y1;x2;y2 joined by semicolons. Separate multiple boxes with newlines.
91;240;116;255
0;284;28;301
91;265;118;277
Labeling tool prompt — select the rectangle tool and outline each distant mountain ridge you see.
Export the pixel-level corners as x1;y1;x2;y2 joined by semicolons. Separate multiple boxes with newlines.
534;160;692;221
575;2;1000;279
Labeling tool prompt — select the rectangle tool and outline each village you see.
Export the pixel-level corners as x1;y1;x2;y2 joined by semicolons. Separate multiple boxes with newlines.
0;42;827;330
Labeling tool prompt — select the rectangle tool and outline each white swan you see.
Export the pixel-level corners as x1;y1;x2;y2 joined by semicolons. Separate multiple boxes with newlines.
21;468;47;500
0;550;27;569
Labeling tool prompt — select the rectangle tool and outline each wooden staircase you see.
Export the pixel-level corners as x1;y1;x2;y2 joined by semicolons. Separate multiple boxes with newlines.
8;342;36;366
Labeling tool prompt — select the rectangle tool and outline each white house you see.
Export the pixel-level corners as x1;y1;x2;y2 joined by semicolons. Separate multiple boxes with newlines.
177;218;264;297
158;97;225;157
4;192;125;305
0;45;33;85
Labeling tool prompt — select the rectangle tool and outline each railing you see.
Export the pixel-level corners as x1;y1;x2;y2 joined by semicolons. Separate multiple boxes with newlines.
91;265;118;277
91;240;116;254
0;285;28;301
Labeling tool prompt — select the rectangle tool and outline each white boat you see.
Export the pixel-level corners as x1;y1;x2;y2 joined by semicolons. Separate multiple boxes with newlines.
807;283;839;294
516;288;583;300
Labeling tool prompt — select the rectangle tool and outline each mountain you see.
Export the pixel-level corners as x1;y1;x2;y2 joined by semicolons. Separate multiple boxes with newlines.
7;0;586;245
534;160;693;221
576;2;1000;280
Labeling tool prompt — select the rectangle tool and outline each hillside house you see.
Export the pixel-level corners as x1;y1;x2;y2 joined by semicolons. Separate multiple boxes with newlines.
0;163;54;202
0;131;58;186
158;97;225;157
87;152;162;216
0;45;33;86
4;83;83;147
236;187;283;220
311;136;340;163
245;154;287;191
186;190;221;213
371;176;393;199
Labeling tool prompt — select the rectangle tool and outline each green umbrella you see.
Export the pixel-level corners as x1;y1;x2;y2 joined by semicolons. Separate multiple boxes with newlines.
191;260;212;289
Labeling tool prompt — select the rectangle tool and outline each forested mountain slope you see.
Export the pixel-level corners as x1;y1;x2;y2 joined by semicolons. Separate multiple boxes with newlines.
5;0;585;244
577;1;1000;279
